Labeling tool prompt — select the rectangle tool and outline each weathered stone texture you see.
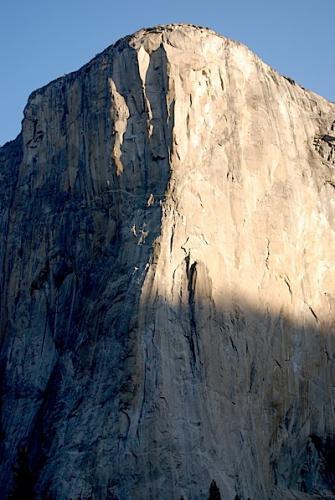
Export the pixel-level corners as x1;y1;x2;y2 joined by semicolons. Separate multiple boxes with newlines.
0;24;335;499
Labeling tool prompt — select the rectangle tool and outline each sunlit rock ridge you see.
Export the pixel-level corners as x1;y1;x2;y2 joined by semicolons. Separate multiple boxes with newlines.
0;24;335;499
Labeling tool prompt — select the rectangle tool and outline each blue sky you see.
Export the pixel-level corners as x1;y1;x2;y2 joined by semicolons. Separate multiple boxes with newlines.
1;0;334;146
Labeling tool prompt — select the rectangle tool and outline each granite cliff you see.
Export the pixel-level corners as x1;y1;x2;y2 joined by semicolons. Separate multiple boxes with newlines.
0;24;335;499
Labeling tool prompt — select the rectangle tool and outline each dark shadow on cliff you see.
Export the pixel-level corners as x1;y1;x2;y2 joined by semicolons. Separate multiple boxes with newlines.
0;43;174;499
1;289;334;500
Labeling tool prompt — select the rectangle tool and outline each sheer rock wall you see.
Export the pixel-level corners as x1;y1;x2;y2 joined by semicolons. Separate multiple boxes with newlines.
0;24;335;499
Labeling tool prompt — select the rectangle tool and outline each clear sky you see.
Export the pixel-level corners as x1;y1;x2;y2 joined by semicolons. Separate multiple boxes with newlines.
1;0;334;146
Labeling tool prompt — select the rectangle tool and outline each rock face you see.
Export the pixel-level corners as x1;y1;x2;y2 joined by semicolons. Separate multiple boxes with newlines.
0;24;335;500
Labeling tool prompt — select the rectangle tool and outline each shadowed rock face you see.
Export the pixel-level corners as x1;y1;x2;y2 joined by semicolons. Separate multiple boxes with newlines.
0;24;335;500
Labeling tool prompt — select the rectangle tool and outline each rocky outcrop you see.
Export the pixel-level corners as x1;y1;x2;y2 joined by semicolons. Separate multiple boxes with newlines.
0;24;335;499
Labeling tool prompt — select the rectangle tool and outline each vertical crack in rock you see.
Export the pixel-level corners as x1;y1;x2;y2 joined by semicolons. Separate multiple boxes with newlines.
185;255;200;370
